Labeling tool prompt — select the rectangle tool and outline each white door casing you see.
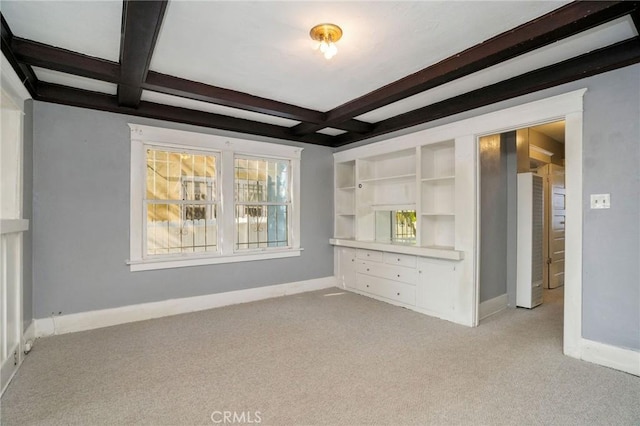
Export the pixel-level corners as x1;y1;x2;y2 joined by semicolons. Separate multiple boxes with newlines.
1;52;31;395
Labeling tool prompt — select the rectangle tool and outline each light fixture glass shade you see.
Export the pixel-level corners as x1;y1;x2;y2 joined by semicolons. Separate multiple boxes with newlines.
319;40;329;53
324;42;337;59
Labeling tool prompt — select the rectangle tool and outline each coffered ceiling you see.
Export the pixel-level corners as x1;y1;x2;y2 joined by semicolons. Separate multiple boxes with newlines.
1;1;639;147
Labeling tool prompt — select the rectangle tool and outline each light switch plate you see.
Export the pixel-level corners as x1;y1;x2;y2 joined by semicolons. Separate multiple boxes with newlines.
590;194;610;209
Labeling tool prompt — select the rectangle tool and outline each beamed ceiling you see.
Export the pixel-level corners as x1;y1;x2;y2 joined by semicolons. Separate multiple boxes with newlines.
1;1;639;148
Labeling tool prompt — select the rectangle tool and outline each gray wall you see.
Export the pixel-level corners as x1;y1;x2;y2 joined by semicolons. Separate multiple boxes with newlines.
22;99;33;330
580;66;639;351
31;103;334;318
479;134;507;303
479;132;517;304
339;64;640;351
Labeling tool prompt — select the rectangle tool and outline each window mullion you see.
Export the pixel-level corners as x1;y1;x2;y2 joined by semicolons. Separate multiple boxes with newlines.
221;150;236;255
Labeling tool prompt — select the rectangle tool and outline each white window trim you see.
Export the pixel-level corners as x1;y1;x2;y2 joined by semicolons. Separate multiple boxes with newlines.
128;124;303;271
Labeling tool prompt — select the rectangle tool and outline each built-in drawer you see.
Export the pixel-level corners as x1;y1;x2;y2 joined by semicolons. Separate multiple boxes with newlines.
383;252;417;268
356;261;417;285
356;249;383;262
356;273;415;305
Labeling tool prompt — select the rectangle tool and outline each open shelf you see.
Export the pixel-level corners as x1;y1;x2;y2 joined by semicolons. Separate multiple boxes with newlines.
360;173;416;184
421;141;455;180
420;215;455;248
336;161;356;188
421;175;455;182
372;203;416;211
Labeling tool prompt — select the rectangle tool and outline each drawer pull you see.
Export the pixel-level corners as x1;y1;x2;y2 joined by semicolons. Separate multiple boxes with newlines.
366;284;370;288
397;292;400;296
397;258;401;262
366;268;370;272
397;274;400;278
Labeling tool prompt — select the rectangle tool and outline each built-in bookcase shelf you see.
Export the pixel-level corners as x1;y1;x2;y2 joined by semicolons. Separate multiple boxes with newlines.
334;161;356;239
420;141;455;248
360;173;416;184
334;140;458;256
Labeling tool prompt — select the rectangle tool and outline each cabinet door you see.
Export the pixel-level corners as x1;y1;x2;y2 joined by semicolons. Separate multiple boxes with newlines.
337;247;357;289
416;258;455;316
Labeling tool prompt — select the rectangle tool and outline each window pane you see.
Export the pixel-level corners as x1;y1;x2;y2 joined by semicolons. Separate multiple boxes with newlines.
146;148;217;201
234;157;289;203
235;204;288;250
147;203;217;255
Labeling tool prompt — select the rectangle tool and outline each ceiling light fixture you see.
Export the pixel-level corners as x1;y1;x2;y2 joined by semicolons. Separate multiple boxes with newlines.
310;23;342;60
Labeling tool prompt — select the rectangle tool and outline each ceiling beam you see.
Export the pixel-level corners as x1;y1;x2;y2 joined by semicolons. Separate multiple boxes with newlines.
333;37;640;147
118;0;167;107
291;1;639;136
7;34;373;134
144;71;373;133
632;9;640;32
35;82;335;147
0;14;38;96
12;37;120;83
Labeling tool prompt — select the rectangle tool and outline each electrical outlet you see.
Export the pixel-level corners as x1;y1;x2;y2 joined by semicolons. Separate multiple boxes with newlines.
590;194;610;209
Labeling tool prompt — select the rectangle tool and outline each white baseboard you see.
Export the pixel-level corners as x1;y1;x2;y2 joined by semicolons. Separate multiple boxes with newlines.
23;321;35;345
35;276;336;337
479;294;508;320
578;338;640;376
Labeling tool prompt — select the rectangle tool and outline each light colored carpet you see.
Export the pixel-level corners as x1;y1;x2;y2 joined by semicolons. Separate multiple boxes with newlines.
2;287;639;425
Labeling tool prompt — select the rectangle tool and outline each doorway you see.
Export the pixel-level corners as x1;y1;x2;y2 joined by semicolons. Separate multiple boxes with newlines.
478;120;566;320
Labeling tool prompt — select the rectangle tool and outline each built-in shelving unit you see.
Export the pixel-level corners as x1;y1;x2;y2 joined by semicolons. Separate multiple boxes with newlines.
332;131;473;327
335;160;356;239
333;139;460;258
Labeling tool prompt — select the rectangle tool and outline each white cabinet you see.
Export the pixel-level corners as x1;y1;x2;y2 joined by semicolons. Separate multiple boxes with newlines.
356;249;417;306
340;248;457;319
416;257;455;317
336;247;356;289
332;136;468;324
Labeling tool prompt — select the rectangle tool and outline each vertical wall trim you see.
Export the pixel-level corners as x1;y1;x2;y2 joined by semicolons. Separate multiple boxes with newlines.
563;110;584;358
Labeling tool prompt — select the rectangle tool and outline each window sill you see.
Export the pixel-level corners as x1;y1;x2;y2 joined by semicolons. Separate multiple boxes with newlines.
128;248;303;272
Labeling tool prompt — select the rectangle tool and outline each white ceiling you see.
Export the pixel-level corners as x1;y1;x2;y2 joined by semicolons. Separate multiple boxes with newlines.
0;1;122;61
149;1;568;111
1;1;636;134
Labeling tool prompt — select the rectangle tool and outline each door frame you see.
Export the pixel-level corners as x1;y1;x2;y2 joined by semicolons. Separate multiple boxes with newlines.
1;52;31;394
467;89;585;358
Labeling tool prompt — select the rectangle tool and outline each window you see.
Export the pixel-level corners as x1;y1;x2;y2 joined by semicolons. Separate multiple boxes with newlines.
235;157;290;250
145;148;218;256
129;125;302;271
